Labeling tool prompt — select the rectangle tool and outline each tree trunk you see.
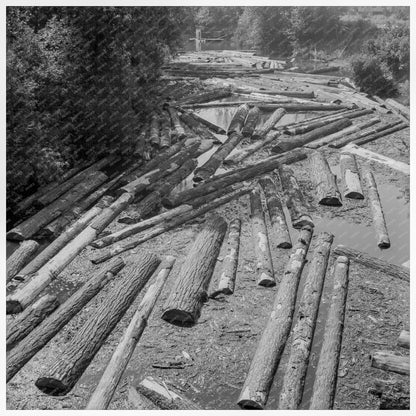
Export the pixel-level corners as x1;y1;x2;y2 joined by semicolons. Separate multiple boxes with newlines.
252;108;286;140
149;113;161;148
340;152;364;199
237;227;313;409
179;112;219;142
35;252;160;396
278;232;334;409
86;256;176;409
364;170;390;248
242;106;260;138
309;255;349;410
6;258;125;382
278;165;314;228
398;330;409;349
167;106;186;140
227;104;250;135
161;216;227;326
332;245;409;282
186;110;226;134
371;351;409;376
118;192;163;225
309;151;342;206
6;294;59;351
259;176;292;248
178;88;232;105
7;240;40;282
128;385;160;410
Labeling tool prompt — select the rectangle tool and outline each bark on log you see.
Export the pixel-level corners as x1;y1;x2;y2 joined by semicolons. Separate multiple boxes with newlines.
384;98;410;120
278;165;314;228
7;240;40;282
186;110;226;134
159;113;172;149
278;232;334;409
237;227;313;409
167;106;186;140
259;176;292;248
35;252;160;395
7;171;108;241
364;170;390;248
259;103;349;112
6;257;125;382
128;385;160;409
86;256;176;409
133;124;148;158
271;118;352;154
179;112;219;142
6;294;59;351
161;216;227;326
250;187;275;286
333;245;409;282
309;151;342;206
339;152;364;199
398;330;409;349
309;255;349;410
149;113;161;148
371;351;409;376
252;108;286;140
227;104;250;135
178;88;232;105
242;106;260;138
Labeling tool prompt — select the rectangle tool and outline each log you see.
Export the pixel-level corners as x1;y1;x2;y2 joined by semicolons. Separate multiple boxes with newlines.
181;101;280;109
309;255;349;410
136;377;201;410
308;66;340;74
6;258;125;382
35;252;160;395
178;88;232;105
149;113;161;148
333;245;409;282
237;227;313;409
258;103;349;112
242;106;260;138
179;112;219;142
309;151;342;206
161;215;227;326
128;384;160;409
250;187;275;286
343;143;410;175
167;106;186;140
7;171;108;241
133;123;148;158
279;232;334;409
252;108;286;140
271;118;352;154
6;294;59;351
398;330;410;349
339;153;364;199
7;240;40;282
186;110;226;134
384;98;410;120
227;103;250;135
159;113;172;149
6;193;134;314
259;176;292;248
371;351;409;376
278;165;314;228
15;196;114;280
364;170;390;248
86;256;176;409
240;89;315;99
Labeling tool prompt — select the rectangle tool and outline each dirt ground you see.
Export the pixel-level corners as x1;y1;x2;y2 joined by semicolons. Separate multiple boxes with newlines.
6;74;410;410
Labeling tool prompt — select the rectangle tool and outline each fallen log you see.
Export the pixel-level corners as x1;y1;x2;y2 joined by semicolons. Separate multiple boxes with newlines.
149;113;161;148
159;113;172;149
35;252;160;396
398;330;409;349
332;245;409;282
6;294;59;351
258;103;349;112
179;111;219;142
241;89;315;99
279;232;334;409
309;255;349;410
259;176;291;248
278;165;314;228
161;215;227;326
86;256;176;409
384;98;410;121
340;153;364;199
309;151;342;206
6;257;125;382
167;106;186;140
7;240;40;282
178;88;232;105
237;227;313;409
128;384;160;410
242;106;260;138
371;351;409;376
308;66;340;74
227;103;250;135
252;108;286;140
364;170;390;248
186;110;226;134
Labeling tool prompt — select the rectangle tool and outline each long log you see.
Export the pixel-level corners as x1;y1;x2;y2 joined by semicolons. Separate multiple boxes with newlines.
227;103;250;135
6;257;125;382
179;111;219;142
259;176;292;248
238;88;315;99
371;351;410;376
252;108;286;140
309;255;349;410
278;165;314;228
7;171;108;241
6;192;134;314
161;216;227;326
278;232;333;409
309;151;342;206
86;256;176;409
398;330;409;349
384;98;410;121
339;152;364;199
237;227;313;409
159;113;172;149
132;123;148;159
7;240;40;282
6;294;59;351
178;88;232;105
333;245;409;282
242;106;260;138
35;252;160;396
364;170;390;248
271;118;352;154
167;106;186;140
186;110;226;134
250;187;275;286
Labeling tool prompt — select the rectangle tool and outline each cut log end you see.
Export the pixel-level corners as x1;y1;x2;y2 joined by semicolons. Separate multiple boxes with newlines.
344;191;364;199
257;273;277;287
319;196;342;206
161;309;196;327
277;241;293;249
35;377;68;396
238;398;264;410
378;239;391;249
6;300;23;315
6;231;24;242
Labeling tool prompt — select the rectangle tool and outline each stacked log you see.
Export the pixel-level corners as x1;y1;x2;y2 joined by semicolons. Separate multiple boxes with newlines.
7;240;40;282
384;98;410;121
227;103;250;135
252;108;286;140
242;106;261;138
237;227;313;409
149;113;161;148
179;112;219;142
340;153;364;199
371;351;410;376
159;113;172;149
178;88;232;105
167;106;186;140
186;110;226;134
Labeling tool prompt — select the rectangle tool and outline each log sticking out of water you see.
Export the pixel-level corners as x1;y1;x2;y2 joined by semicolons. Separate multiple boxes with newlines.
340;153;364;199
7;240;40;282
371;351;410;376
242;106;260;138
161;216;227;326
227;103;250;135
237;227;313;409
309;255;349;410
252;108;286;140
35;253;160;396
398;330;410;349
